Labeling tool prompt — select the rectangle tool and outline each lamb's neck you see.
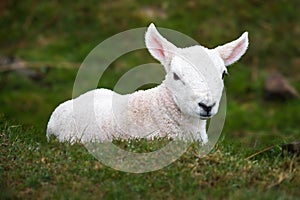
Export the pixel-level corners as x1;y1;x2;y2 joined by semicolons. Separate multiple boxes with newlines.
130;83;181;119
152;83;183;124
127;83;188;138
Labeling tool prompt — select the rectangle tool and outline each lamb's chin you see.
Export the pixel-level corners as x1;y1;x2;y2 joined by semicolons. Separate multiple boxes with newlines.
199;116;211;120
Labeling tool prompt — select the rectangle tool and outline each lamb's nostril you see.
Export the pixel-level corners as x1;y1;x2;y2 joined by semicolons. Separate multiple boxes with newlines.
198;102;216;112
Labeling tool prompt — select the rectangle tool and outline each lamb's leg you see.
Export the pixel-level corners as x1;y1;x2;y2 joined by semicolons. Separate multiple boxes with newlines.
194;120;208;144
199;130;208;144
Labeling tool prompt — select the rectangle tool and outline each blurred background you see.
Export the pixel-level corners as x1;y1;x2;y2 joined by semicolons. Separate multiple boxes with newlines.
1;0;300;148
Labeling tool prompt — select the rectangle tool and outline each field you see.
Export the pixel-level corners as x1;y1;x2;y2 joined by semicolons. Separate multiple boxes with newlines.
1;1;300;199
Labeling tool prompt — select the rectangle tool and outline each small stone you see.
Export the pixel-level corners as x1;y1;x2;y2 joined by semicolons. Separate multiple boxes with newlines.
264;72;299;101
282;142;300;157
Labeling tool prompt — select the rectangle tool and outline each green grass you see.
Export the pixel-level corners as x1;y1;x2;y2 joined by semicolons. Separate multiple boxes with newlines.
1;120;300;199
1;0;300;199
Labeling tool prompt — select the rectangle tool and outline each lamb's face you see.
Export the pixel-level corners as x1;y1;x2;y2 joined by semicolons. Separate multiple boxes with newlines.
145;23;248;119
165;46;226;119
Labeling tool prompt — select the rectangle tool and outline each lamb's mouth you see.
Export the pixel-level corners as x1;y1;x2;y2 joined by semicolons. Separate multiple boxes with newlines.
199;113;212;120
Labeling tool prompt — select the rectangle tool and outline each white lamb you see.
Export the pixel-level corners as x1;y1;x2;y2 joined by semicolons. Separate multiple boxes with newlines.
46;23;249;144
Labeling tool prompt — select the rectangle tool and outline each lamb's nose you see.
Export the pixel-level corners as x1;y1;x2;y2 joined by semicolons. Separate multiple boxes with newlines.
198;102;216;112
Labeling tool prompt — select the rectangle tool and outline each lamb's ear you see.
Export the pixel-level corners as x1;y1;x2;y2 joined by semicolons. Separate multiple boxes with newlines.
145;23;177;71
215;32;249;66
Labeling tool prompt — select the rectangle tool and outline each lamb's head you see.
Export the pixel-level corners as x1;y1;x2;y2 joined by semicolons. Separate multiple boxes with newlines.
145;23;248;119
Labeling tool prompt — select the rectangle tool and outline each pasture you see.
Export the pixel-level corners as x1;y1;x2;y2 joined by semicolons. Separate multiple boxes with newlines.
1;1;300;199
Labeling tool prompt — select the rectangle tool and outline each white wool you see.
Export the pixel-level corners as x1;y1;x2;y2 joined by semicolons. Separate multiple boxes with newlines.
47;84;205;143
47;23;249;144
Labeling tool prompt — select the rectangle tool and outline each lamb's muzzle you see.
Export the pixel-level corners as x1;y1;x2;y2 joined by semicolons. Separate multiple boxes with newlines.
198;102;216;119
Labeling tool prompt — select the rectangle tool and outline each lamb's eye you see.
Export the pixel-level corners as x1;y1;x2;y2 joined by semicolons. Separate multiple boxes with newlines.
222;71;227;80
173;72;180;81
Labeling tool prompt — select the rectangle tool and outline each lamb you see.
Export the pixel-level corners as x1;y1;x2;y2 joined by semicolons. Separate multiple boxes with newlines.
46;23;249;144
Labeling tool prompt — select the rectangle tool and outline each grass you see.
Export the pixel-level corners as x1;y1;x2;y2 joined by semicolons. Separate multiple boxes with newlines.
1;0;300;199
1;120;300;199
